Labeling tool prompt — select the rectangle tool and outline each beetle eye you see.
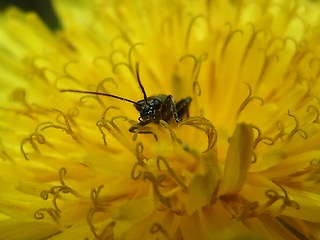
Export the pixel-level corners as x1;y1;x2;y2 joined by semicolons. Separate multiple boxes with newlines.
153;99;161;107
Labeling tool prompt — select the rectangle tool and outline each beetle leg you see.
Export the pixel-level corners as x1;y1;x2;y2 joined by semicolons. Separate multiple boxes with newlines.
129;123;158;141
162;95;180;123
176;97;192;119
134;130;158;141
129;119;153;132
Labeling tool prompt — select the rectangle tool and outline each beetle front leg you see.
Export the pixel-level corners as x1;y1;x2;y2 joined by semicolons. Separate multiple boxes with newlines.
129;120;158;141
129;119;153;132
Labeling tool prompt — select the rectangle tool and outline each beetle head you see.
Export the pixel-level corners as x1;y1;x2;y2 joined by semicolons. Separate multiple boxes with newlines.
135;98;161;121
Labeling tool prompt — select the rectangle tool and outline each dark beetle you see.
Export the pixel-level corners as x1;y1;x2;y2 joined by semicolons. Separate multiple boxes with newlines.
61;63;192;132
131;94;191;132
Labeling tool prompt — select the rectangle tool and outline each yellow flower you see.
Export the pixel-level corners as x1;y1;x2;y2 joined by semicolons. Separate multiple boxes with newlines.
1;0;320;239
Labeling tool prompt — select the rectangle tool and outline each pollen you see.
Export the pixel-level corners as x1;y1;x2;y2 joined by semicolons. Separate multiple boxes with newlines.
1;0;320;239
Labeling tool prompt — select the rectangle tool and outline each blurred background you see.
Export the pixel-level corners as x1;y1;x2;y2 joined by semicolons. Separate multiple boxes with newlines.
0;0;61;30
0;0;319;32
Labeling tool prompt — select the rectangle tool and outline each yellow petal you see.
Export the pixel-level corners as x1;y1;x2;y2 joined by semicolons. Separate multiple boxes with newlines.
220;123;254;195
186;149;221;215
0;219;60;240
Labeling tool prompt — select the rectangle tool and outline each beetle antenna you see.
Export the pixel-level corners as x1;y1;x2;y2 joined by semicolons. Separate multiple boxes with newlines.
60;89;143;106
135;62;149;104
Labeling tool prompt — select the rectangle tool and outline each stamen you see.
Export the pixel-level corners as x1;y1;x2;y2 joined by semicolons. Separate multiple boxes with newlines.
68;107;79;118
237;201;259;220
159;120;183;144
150;223;172;240
265;189;279;201
108;50;126;66
112;43;143;74
180;53;207;96
307;105;320;123
135;142;145;164
240;23;265;67
90;185;104;206
40;109;79;142
131;127;158;142
92;56;109;66
31;56;59;79
110;34;128;49
39;168;78;213
156;156;188;190
54;60;81;88
264;180;300;211
274;120;285;142
97;116;130;146
99;221;116;240
220;23;243;59
65;107;80;127
193;81;201;97
237;82;264;117
20;132;46;160
285;111;308;143
87;185;107;238
59;167;67;186
51;186;72;212
80;94;105;108
102;106;120;120
100;115;153;146
296;81;312;107
256;52;279;88
96;121;109;147
179;54;197;73
185;15;206;50
132;131;139;141
86;210;99;239
96;107;120;146
55;111;72;130
95;78;118;93
276;217;310;240
20;138;35;160
110;116;128;133
272;180;300;209
10;88;31;111
34;207;61;225
252;152;257;163
180;116;217;152
131;162;144;180
310;159;320;167
157;174;167;188
179;53;206;114
40;189;54;200
62;60;79;82
192;52;207;97
143;171;171;208
0;140;12;162
305;161;320;183
251;125;275;149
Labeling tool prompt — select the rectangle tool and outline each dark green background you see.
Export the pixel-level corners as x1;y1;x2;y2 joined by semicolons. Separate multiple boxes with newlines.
0;0;61;30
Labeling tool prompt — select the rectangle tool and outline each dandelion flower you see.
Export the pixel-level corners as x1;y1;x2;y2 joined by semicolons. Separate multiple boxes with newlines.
1;0;320;239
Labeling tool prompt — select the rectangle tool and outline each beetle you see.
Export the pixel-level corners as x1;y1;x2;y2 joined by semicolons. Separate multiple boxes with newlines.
61;63;192;132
